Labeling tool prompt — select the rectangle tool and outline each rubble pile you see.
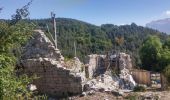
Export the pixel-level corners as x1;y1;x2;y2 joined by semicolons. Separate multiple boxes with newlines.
119;68;136;90
81;52;136;97
83;73;119;92
82;70;135;96
119;55;136;90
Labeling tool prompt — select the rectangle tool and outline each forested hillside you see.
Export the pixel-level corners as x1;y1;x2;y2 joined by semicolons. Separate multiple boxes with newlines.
31;18;168;67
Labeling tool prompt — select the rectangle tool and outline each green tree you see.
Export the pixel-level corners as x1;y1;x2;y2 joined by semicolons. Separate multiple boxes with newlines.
0;0;40;99
140;36;162;71
163;64;170;84
11;0;33;24
158;38;170;70
163;38;170;49
0;20;35;99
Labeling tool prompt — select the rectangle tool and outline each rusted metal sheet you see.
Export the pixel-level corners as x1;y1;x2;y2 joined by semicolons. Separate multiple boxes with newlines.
131;69;151;86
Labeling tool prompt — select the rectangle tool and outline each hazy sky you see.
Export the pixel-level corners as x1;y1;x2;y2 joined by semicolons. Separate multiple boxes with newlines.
1;0;170;26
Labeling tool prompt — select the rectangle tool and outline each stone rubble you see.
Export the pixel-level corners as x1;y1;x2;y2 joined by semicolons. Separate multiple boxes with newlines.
119;68;136;90
81;52;136;97
83;74;119;92
27;84;37;91
82;70;135;97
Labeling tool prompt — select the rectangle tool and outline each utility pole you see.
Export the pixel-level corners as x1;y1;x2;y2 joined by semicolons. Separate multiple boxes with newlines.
51;12;57;49
74;41;77;57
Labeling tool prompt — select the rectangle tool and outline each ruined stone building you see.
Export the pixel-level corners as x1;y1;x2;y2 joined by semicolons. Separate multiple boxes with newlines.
84;54;107;79
84;53;136;91
84;52;133;79
20;30;82;97
105;52;133;74
19;29;137;97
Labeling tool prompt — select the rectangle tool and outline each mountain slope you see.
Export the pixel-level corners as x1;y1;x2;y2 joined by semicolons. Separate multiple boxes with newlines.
146;18;170;34
31;18;168;66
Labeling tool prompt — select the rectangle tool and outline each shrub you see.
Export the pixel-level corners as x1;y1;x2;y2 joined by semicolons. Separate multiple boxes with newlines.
133;85;146;92
163;64;170;84
125;93;138;100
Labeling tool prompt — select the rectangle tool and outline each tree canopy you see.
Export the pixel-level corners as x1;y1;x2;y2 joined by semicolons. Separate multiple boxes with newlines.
0;1;41;99
140;36;170;72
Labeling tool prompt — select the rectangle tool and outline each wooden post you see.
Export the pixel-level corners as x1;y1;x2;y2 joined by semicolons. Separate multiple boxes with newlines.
161;73;167;91
74;41;77;57
51;12;57;49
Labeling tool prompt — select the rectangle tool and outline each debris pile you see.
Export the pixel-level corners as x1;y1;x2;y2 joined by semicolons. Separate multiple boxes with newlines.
119;68;136;90
81;52;136;97
83;73;119;92
118;54;136;90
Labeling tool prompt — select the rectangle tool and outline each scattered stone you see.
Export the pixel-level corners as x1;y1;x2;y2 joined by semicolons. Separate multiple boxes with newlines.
111;90;124;96
119;61;136;90
27;84;37;91
87;90;95;95
99;88;105;92
80;92;86;97
83;84;90;91
104;98;109;100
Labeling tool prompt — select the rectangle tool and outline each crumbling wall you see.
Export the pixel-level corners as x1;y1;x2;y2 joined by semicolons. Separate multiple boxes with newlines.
85;55;97;79
119;53;132;70
20;30;82;97
22;58;82;97
85;55;106;79
84;53;133;79
109;53;133;72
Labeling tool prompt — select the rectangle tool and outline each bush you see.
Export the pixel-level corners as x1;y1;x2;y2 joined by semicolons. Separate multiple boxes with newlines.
163;64;170;84
125;93;138;100
133;85;146;92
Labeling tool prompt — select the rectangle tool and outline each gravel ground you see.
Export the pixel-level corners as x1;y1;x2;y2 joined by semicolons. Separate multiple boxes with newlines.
70;91;170;100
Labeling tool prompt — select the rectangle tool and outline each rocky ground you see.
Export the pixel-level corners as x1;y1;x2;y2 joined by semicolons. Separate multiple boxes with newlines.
69;90;170;100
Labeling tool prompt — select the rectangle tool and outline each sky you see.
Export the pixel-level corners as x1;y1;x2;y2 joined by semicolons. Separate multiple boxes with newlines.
0;0;170;26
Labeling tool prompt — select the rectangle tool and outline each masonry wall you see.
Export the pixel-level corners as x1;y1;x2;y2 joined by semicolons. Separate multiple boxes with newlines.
22;59;82;97
85;55;106;79
21;30;82;97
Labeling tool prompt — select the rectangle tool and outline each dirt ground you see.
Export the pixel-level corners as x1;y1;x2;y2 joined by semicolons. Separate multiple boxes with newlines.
70;91;170;100
72;92;123;100
134;91;170;100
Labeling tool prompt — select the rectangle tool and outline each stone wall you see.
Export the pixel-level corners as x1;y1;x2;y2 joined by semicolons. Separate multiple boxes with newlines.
118;53;132;70
109;52;133;71
20;30;82;97
21;58;82;97
84;53;132;79
85;54;106;79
